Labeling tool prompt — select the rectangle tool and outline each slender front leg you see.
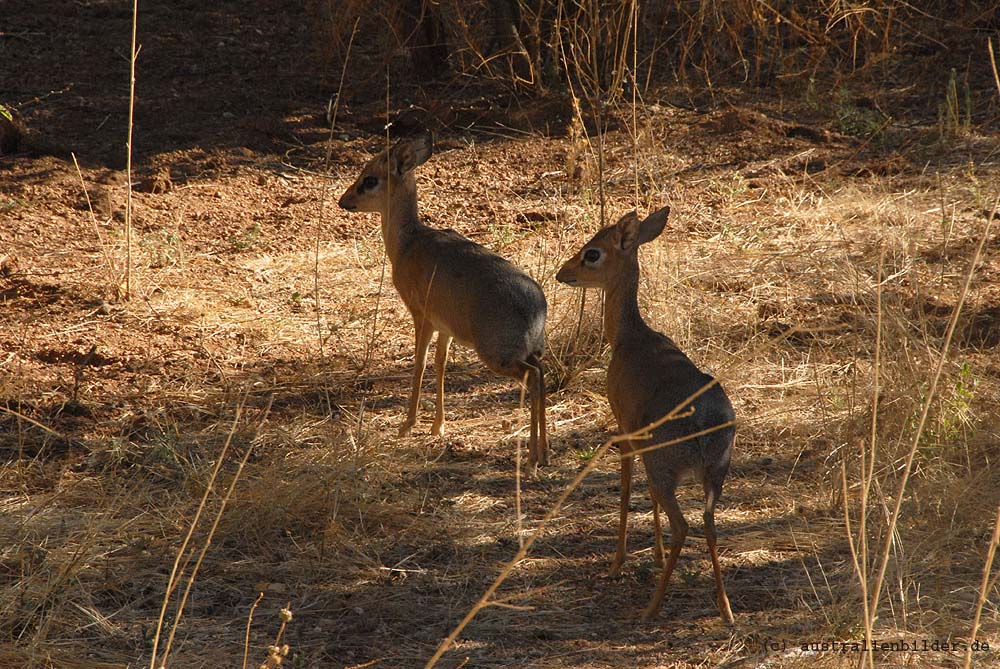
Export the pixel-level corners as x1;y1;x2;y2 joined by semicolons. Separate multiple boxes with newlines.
399;317;434;437
609;449;634;576
430;333;452;437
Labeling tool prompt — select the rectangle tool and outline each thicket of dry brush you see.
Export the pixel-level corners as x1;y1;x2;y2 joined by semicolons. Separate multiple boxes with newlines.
319;0;1000;95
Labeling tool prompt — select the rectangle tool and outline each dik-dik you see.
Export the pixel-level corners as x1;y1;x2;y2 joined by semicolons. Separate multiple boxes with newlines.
556;206;735;622
338;133;549;466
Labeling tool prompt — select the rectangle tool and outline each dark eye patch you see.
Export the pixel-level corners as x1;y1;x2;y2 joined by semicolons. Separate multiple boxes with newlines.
583;248;601;263
361;176;379;191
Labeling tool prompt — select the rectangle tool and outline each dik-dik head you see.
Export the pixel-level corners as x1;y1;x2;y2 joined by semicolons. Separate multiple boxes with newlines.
556;206;670;288
338;132;433;214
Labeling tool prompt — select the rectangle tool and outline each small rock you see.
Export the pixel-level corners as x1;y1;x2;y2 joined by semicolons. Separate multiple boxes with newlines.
0;254;18;277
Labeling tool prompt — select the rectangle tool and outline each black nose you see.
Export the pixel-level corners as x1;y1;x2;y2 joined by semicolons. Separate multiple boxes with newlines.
338;196;356;211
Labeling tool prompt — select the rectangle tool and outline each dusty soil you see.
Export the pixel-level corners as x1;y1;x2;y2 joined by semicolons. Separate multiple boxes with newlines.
3;2;1000;669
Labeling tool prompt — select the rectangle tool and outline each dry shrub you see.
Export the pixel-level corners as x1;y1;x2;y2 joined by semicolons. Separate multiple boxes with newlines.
316;0;1000;96
545;287;608;393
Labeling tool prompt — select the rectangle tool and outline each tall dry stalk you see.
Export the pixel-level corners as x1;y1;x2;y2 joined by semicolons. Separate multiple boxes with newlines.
159;405;261;666
361;66;393;373
964;506;1000;669
242;591;265;669
71;153;119;294
963;51;1000;658
149;396;258;669
630;0;638;207
990;37;1000;98
856;244;885;669
124;0;139;299
841;244;885;669
316;16;362;357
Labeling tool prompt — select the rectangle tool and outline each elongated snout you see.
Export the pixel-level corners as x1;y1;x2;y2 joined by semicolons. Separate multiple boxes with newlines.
338;190;357;211
555;261;578;285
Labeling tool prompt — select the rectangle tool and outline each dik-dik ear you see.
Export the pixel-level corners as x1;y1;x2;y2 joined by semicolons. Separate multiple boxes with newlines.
614;210;643;251
637;205;670;245
389;132;434;176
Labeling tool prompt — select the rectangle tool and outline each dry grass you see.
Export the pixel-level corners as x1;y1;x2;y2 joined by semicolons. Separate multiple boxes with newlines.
4;2;1000;667
4;104;1000;666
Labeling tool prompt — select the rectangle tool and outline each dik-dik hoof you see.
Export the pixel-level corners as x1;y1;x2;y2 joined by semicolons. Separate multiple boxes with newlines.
530;444;549;467
719;599;735;625
653;547;665;569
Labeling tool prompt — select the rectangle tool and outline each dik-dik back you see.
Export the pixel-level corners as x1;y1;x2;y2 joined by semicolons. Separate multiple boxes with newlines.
393;229;546;371
607;332;735;488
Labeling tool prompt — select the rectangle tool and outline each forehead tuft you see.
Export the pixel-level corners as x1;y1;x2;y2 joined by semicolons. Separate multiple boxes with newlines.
362;149;391;173
589;225;619;245
615;210;640;225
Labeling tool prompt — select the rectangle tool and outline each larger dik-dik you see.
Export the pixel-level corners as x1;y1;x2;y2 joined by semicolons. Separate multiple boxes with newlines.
556;206;735;622
338;133;549;467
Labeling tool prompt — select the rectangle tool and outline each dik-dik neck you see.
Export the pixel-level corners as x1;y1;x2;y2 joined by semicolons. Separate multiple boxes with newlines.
602;260;651;347
379;173;422;263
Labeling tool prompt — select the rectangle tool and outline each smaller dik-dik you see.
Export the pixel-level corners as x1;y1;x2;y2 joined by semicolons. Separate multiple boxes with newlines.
556;206;735;622
338;133;549;466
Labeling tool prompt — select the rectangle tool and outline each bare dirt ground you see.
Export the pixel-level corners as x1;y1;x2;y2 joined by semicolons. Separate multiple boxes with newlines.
3;2;1000;669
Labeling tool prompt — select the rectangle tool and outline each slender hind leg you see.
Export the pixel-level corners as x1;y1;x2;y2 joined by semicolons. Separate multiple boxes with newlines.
609;448;634;576
642;485;687;621
704;478;734;624
431;334;452;437
400;317;434;437
519;364;540;467
532;355;548;466
520;354;547;467
495;359;541;468
652;500;665;568
515;354;547;468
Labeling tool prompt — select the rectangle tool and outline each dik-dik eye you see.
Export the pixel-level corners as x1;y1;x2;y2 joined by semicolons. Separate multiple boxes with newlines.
360;176;379;191
582;248;603;265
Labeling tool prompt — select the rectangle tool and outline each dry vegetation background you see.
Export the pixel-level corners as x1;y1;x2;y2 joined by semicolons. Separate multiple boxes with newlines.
3;1;1000;667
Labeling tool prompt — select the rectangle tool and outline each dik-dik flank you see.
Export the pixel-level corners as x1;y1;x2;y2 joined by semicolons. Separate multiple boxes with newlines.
556;206;735;622
338;133;549;466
